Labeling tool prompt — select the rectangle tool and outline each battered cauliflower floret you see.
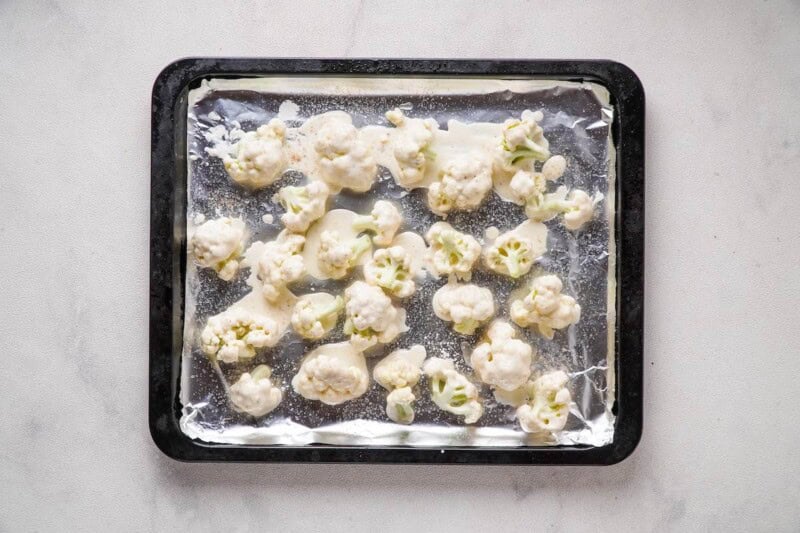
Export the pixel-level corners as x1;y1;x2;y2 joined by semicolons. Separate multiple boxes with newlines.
510;160;594;230
483;230;537;279
497;110;550;170
432;282;495;335
510;275;581;339
317;231;372;280
509;169;548;204
516;371;572;433
427;153;493;216
363;246;416;298
314;117;377;192
510;168;569;222
291;295;344;340
277;181;330;233
562;190;594;230
190;217;246;281
424;222;481;280
223;119;287;188
469;321;533;392
423;358;483;424
386;387;416;425
386;108;438;187
373;345;427;425
541;155;567;181
373;345;427;391
200;307;279;364
343;281;406;351
291;343;369;405
229;365;283;417
352;200;402;246
257;233;305;302
524;189;570;222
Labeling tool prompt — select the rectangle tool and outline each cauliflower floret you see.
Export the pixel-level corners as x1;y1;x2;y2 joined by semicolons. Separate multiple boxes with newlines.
510;275;581;339
423;358;483;424
424;222;481;280
373;345;426;425
190;217;246;281
276;181;330;233
363;246;416;298
373;345;427;391
229;365;283;417
200;307;279;364
291;343;369;405
510;162;593;230
483;230;536;279
344;281;407;351
524;188;571;222
427;153;493;216
223;119;286;188
257;233;305;302
317;231;372;280
562;190;594;230
386;108;438;187
432;282;495;335
291;295;344;340
509;169;548;204
469;321;533;391
352;200;402;246
386;387;416;424
541;155;567;181
516;371;572;433
314;118;377;192
497;110;550;170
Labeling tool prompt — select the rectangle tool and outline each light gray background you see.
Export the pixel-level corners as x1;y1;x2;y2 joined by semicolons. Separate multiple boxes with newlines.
1;1;798;531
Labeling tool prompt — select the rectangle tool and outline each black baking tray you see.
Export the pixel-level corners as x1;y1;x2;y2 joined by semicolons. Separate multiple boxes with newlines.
150;58;644;464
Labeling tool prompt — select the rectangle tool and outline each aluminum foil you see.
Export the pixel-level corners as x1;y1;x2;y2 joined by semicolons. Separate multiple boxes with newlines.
181;77;616;447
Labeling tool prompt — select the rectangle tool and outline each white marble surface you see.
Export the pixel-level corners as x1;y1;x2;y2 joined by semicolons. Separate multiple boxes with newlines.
1;0;799;531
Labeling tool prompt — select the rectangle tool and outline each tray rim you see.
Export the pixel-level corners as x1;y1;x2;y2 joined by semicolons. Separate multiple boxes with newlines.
150;58;645;465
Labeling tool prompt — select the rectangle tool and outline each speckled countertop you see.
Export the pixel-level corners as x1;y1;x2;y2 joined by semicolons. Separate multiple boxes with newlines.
1;1;799;531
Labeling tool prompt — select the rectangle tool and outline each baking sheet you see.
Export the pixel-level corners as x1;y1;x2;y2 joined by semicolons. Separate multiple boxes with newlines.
180;76;616;447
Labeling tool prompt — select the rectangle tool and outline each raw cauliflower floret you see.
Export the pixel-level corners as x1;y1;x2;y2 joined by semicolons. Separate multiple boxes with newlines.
386;108;438;187
190;217;246;281
423;357;483;424
373;345;427;391
510;275;581;339
200;307;279;364
424;222;481;280
432;282;495;335
257;233;305;302
427;153;493;216
223;119;287;188
516;371;572;433
363;246;416;298
483;230;537;279
291;294;344;340
469;321;533;391
352;200;402;246
314;117;377;192
373;345;427;425
562;190;594;230
386;387;416;425
497;110;550;170
229;365;283;417
277;181;330;233
317;231;372;280
344;281;407;351
291;343;369;405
